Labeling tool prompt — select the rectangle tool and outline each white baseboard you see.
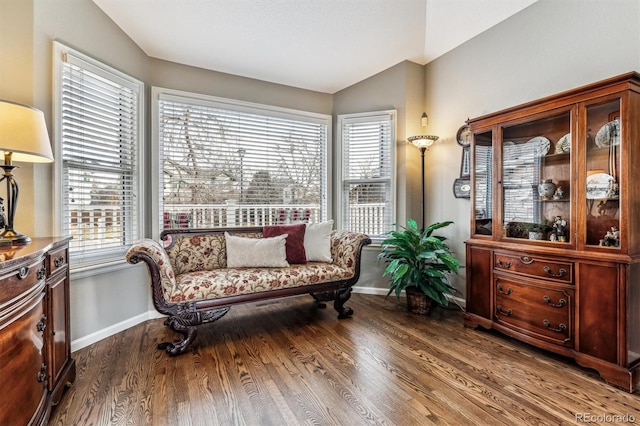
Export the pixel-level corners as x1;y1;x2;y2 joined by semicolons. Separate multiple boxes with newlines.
352;285;390;296
71;310;165;353
353;285;467;309
71;288;466;352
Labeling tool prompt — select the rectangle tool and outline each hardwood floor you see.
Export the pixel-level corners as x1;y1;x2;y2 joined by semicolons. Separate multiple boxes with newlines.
50;294;639;425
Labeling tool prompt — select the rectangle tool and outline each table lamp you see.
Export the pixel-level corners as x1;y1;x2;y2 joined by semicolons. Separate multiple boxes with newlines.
0;100;54;244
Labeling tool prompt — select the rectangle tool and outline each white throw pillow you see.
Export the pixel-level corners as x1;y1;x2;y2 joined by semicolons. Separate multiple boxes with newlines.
304;220;333;262
225;232;289;268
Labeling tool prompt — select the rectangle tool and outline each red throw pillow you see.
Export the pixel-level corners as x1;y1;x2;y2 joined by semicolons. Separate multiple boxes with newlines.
263;223;307;264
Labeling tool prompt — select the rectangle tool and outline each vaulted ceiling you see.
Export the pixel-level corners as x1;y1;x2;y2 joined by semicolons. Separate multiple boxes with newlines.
93;0;538;93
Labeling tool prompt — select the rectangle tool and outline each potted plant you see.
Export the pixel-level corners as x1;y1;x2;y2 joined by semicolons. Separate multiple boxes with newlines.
377;219;461;314
519;219;552;240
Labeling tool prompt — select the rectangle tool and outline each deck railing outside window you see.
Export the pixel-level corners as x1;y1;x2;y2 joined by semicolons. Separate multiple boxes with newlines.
67;201;385;250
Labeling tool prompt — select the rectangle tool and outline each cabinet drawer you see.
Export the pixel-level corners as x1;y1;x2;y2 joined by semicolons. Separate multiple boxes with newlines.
47;246;69;276
0;258;46;304
494;277;573;346
494;253;573;283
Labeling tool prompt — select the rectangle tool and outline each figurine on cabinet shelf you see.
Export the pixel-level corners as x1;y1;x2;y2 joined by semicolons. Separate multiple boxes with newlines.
553;216;567;242
601;227;620;247
552;186;565;200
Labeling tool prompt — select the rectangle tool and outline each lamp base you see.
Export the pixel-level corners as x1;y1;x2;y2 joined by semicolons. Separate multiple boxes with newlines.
0;229;31;245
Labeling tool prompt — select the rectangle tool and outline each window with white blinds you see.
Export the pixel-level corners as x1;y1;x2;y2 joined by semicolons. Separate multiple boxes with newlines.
474;142;493;220
54;42;144;266
337;111;396;241
502;141;542;222
155;90;330;231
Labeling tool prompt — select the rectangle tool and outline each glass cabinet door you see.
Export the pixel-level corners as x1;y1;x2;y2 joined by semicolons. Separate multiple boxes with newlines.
473;130;493;236
501;111;572;243
585;98;621;248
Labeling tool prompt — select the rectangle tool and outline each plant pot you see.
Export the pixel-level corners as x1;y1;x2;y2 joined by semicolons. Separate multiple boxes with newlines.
405;286;434;315
528;231;544;240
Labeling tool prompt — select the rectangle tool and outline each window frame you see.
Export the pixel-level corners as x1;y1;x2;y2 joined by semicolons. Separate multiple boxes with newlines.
336;110;396;244
151;87;332;238
53;41;145;270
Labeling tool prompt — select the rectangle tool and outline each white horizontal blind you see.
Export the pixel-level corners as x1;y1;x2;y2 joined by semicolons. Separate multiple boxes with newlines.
502;141;541;222
157;93;329;229
58;48;142;263
474;142;493;221
339;111;395;240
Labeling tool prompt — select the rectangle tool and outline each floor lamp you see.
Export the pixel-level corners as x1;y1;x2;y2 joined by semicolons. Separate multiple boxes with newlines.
0;100;54;245
408;134;439;230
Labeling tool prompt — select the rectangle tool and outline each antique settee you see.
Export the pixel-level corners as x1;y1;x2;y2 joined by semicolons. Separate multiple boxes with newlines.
125;222;371;355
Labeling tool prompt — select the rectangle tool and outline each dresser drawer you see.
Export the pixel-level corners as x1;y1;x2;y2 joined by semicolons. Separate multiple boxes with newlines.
47;246;69;276
494;277;574;346
494;252;573;283
0;258;46;304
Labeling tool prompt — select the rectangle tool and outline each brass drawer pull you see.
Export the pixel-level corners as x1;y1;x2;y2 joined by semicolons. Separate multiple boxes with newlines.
17;267;28;279
37;267;46;280
497;259;512;268
54;256;65;268
543;266;567;278
36;315;47;332
543;319;567;333
497;284;512;295
543;295;567;308
496;305;512;316
520;256;534;264
37;363;47;383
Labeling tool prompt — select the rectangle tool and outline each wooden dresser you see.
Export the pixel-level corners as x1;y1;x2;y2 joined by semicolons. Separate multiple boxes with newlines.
465;73;640;393
0;237;75;424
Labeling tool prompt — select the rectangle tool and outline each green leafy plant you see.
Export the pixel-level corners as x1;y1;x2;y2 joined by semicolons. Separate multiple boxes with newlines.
519;219;551;233
377;219;461;307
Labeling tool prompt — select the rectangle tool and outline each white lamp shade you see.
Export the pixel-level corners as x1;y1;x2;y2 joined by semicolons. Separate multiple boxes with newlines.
0;100;54;163
408;135;439;149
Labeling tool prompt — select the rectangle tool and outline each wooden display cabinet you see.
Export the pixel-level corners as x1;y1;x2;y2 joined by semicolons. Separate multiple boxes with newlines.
465;72;640;393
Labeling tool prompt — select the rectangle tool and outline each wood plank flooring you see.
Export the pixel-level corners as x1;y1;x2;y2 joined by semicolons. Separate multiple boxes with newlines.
49;294;639;425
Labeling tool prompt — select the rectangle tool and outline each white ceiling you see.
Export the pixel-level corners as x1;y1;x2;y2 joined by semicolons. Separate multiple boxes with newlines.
93;0;538;94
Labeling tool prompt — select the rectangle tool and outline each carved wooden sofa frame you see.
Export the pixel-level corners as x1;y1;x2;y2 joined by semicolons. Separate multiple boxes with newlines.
126;226;371;355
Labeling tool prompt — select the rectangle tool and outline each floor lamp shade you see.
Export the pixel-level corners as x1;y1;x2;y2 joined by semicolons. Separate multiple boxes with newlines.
408;135;439;230
0;100;54;244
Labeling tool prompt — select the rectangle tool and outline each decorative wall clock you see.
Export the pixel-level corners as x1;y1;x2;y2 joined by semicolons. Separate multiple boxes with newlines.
456;124;472;147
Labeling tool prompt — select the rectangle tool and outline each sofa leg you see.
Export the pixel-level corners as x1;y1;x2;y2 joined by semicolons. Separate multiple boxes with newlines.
311;289;354;318
334;288;354;319
310;292;330;309
158;316;198;355
158;307;231;355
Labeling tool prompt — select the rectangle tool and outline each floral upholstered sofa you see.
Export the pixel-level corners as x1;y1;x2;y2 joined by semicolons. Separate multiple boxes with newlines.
126;223;371;355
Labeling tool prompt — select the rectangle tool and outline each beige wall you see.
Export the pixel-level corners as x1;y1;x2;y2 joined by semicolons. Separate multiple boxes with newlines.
149;58;332;116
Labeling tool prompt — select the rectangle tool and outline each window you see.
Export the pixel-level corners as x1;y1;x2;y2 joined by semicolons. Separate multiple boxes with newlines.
153;89;330;234
54;42;144;267
337;110;396;242
474;137;493;221
502;142;542;223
